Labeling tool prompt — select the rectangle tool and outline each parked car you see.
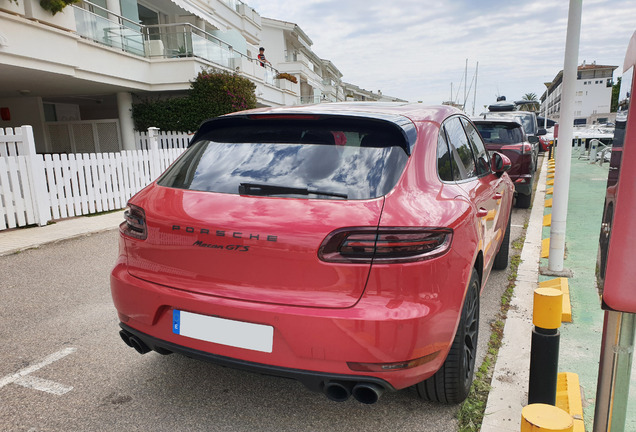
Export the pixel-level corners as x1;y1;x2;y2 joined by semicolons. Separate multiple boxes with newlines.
111;103;514;405
473;118;536;208
483;103;546;163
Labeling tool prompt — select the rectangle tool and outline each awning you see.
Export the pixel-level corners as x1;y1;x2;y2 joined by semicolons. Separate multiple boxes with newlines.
169;0;225;31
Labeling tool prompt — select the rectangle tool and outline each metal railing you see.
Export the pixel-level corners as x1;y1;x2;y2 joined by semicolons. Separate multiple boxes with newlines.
72;1;279;83
73;4;145;56
299;96;322;105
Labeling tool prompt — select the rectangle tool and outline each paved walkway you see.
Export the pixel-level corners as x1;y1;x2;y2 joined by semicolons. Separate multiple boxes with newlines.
0;211;123;256
481;152;548;431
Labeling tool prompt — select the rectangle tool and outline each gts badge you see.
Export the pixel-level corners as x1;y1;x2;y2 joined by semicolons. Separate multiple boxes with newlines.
192;241;249;252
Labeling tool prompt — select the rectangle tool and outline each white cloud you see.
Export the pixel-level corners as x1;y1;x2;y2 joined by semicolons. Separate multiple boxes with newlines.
247;0;634;112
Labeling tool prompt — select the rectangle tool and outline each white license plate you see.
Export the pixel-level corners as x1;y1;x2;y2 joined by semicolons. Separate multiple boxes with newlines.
172;310;273;353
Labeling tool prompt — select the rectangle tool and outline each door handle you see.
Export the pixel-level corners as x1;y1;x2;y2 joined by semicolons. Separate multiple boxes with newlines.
477;208;488;218
493;193;503;200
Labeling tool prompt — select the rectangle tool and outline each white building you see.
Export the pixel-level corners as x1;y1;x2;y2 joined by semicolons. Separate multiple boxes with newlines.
342;83;407;103
0;0;403;155
260;17;344;104
540;61;617;126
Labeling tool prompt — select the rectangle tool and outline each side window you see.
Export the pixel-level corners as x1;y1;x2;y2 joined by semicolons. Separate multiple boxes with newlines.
437;127;455;181
443;117;476;180
461;118;491;176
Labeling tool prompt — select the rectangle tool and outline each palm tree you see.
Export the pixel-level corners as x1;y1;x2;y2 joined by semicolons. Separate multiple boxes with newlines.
520;93;539;111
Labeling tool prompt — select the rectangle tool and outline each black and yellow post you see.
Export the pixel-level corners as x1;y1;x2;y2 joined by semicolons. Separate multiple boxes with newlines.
528;287;563;405
521;404;573;432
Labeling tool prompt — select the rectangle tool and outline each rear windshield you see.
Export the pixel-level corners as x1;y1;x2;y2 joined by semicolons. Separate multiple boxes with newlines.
474;123;524;145
482;112;536;136
157;117;410;200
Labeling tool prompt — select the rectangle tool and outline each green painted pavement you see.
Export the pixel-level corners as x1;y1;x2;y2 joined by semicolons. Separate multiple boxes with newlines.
540;157;636;431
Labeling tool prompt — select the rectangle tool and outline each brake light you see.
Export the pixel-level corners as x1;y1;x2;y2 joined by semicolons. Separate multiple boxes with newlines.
248;114;321;120
500;143;532;155
120;204;147;240
318;228;453;263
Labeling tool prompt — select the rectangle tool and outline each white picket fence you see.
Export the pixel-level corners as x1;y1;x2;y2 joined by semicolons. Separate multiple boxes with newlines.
135;129;191;150
0;126;186;231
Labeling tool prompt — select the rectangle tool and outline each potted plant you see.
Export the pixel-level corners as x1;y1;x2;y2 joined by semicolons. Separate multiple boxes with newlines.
275;72;298;84
24;0;78;31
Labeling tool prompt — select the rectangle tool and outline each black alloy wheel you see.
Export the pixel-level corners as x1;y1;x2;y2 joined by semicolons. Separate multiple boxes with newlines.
416;268;480;404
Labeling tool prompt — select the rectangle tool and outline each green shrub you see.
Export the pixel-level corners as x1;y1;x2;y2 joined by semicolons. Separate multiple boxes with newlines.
132;69;257;133
40;0;79;15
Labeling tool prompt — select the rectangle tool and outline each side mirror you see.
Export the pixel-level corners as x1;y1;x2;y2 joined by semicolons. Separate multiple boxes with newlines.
491;152;511;176
528;135;539;144
537;128;547;136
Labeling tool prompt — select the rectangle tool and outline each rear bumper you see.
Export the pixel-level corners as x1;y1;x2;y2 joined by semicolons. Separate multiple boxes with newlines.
110;252;470;390
119;323;394;393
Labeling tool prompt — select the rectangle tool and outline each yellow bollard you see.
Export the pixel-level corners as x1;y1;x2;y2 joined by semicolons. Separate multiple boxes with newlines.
521;404;573;431
528;288;563;405
533;288;563;330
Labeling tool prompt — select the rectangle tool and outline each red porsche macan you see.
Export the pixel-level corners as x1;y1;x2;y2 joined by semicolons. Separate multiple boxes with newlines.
111;103;514;404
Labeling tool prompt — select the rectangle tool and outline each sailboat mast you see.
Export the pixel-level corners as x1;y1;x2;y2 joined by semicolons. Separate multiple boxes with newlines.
472;62;479;116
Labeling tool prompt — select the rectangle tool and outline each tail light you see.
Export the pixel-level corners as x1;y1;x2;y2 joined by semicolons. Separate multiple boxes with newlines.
120;204;147;240
318;228;453;264
501;143;532;155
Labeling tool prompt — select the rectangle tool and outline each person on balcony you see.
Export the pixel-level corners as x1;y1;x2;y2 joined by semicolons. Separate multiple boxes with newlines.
258;47;270;67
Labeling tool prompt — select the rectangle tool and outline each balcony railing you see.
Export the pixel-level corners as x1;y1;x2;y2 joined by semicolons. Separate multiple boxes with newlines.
73;5;145;56
72;2;278;85
143;23;235;68
299;95;323;105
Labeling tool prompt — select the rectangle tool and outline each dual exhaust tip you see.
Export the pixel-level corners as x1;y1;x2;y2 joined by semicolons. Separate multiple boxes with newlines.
119;330;383;404
119;329;152;355
324;381;384;404
119;329;172;355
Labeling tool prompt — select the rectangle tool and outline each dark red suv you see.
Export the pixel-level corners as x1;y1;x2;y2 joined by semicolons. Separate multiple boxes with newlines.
473;118;536;208
111;103;514;405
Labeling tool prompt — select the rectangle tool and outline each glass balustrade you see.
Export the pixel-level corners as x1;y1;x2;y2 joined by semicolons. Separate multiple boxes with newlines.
72;3;280;89
73;6;145;56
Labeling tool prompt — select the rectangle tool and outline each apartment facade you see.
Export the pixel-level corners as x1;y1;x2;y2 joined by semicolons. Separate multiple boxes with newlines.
1;0;402;155
540;61;618;125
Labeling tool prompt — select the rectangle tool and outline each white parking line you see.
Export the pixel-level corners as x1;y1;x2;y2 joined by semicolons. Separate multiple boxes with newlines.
0;347;76;395
14;375;73;395
511;224;525;228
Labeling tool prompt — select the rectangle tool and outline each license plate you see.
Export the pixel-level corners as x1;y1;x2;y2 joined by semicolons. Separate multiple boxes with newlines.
172;310;273;353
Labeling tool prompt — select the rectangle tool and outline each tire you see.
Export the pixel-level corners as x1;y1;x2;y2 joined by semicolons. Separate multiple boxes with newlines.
515;192;532;209
493;214;511;270
416;268;479;404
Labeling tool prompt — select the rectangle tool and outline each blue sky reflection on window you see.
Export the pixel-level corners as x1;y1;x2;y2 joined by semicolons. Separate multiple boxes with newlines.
184;141;406;199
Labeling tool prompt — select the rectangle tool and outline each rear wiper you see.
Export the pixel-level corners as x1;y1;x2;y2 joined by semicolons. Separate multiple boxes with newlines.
239;183;348;199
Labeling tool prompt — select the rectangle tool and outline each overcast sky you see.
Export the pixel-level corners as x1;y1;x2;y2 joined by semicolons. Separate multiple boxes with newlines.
246;0;635;115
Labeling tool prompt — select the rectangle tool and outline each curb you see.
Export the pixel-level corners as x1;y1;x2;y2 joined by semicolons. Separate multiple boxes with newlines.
480;155;548;431
0;211;123;256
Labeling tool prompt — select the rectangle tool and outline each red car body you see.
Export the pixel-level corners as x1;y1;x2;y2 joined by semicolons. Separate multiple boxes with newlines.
111;103;514;404
472;118;536;208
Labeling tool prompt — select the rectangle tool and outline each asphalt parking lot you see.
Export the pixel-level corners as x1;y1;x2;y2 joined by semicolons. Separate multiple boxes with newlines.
0;175;534;431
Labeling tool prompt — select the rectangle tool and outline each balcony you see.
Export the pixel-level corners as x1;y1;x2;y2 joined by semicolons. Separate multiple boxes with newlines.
73;6;145;56
72;3;277;86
